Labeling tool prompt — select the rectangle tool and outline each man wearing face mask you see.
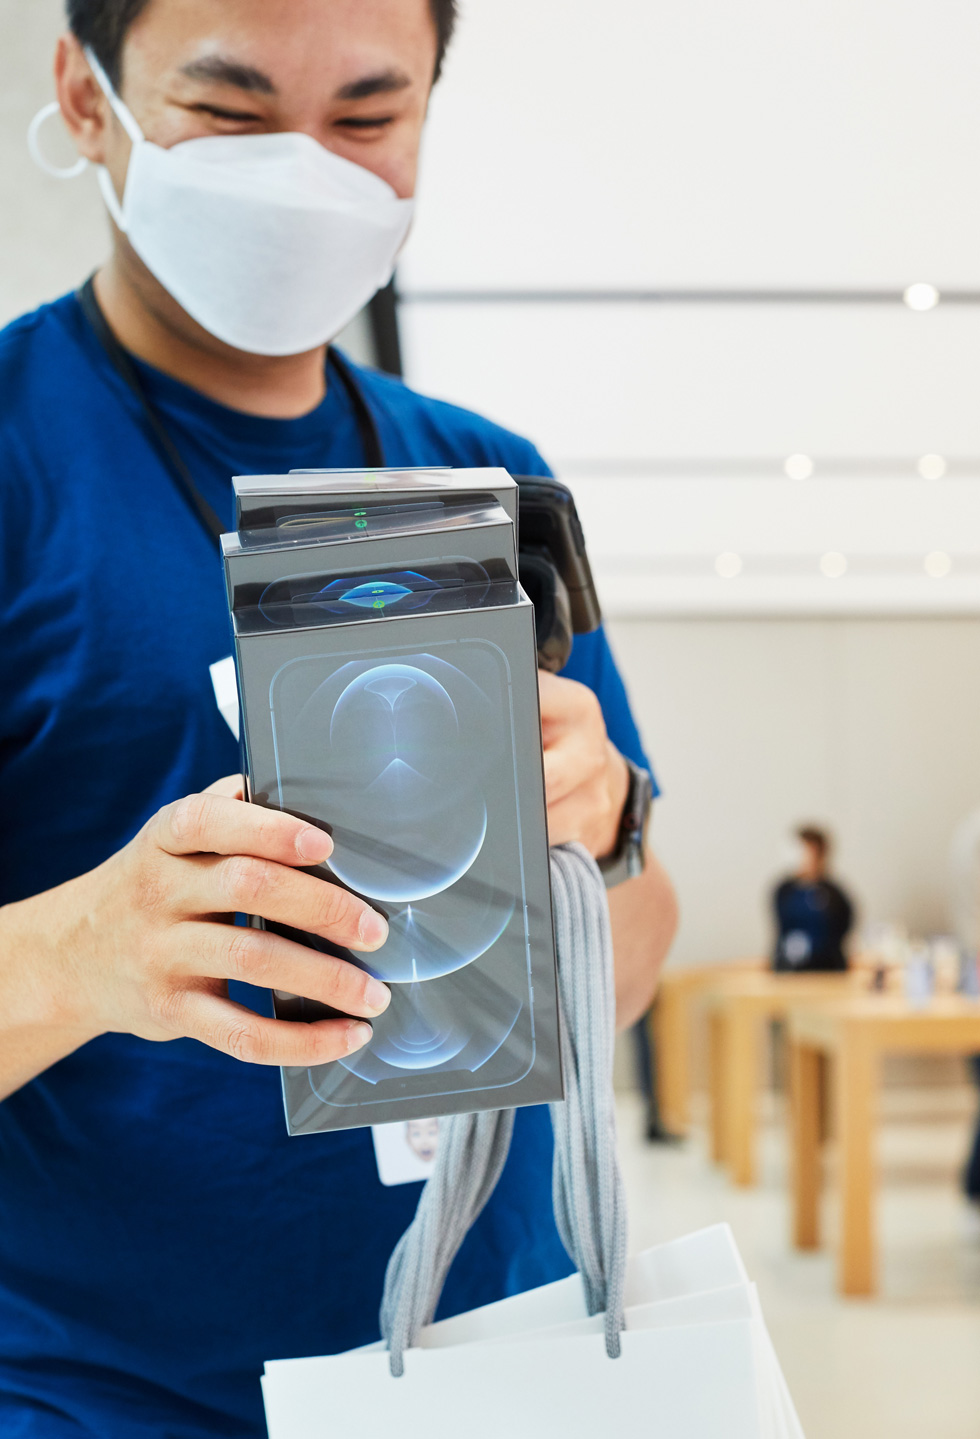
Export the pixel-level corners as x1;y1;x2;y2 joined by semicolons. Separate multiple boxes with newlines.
0;2;678;1435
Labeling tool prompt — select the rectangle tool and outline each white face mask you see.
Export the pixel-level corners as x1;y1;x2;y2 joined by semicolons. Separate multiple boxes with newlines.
28;50;414;357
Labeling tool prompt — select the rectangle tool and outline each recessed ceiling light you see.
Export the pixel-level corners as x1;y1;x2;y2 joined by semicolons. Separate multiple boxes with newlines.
917;454;947;480
819;552;847;579
903;283;940;312
715;552;743;579
924;551;952;578
784;454;814;481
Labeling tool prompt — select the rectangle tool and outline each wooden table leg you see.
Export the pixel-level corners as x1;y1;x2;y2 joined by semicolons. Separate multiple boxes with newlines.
708;1008;728;1164
726;1001;759;1187
817;1052;832;1142
837;1028;877;1296
789;1039;822;1249
653;988;688;1135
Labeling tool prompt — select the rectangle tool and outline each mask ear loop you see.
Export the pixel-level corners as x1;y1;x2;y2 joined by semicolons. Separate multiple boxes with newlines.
83;48;144;145
27;103;88;179
95;165;127;231
81;47;146;233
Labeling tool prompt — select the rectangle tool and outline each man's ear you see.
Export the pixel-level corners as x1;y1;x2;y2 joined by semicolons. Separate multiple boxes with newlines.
54;32;113;165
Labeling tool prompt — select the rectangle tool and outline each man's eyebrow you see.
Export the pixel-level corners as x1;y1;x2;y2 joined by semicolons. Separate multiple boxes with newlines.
178;55;276;95
335;69;413;102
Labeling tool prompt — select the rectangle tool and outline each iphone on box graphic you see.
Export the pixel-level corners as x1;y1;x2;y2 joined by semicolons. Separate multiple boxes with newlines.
265;638;555;1132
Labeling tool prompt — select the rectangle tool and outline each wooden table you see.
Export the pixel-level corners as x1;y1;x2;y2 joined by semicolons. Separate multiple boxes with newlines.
703;970;864;1187
651;959;764;1135
788;996;980;1296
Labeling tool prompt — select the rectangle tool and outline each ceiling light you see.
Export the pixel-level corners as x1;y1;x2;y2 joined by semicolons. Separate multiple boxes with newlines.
819;552;847;579
715;552;743;579
903;283;940;312
784;454;814;481
917;454;947;480
924;551;952;578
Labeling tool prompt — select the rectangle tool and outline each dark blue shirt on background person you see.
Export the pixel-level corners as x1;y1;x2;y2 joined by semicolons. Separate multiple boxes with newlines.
0;294;655;1439
772;878;854;972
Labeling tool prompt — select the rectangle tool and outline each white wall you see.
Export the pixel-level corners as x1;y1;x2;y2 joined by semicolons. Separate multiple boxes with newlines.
403;0;980;290
397;0;980;616
612;615;980;963
0;0;107;325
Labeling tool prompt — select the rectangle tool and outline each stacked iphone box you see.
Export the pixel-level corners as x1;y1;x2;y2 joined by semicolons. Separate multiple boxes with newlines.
221;468;563;1135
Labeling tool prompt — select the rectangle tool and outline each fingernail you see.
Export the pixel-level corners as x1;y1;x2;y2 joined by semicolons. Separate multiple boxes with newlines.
346;1021;373;1053
364;977;391;1015
358;908;389;950
297;827;333;863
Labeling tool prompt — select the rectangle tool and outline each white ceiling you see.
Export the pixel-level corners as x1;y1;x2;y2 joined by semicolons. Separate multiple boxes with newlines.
399;0;980;614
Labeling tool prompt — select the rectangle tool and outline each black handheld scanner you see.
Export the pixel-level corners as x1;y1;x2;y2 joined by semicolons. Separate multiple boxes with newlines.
514;476;602;673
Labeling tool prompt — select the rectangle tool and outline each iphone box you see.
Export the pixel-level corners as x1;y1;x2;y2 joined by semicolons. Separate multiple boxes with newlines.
222;470;562;1135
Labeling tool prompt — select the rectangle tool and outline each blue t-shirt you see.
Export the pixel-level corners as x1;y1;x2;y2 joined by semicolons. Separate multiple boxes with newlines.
0;294;651;1438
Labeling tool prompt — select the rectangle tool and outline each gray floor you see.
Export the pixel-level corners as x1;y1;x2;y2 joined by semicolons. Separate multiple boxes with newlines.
616;1086;980;1439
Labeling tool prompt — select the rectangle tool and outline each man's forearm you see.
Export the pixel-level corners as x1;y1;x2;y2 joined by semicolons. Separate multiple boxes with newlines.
1;1023;100;1104
0;888;102;1102
607;851;678;1030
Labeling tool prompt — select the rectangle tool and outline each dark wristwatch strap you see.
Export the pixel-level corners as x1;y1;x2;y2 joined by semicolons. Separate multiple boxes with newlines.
598;758;653;889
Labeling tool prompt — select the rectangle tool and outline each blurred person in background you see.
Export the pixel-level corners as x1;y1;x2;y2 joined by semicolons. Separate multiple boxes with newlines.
0;1;678;1434
631;1009;682;1143
963;1061;980;1216
950;809;980;1216
772;825;854;972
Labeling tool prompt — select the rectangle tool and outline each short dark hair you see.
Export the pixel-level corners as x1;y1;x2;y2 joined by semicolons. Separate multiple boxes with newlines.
66;0;458;88
797;825;830;857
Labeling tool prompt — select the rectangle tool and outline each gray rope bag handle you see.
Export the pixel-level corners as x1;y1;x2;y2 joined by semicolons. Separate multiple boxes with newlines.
380;842;628;1376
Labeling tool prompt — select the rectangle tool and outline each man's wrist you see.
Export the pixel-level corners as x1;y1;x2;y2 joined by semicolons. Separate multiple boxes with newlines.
0;887;103;1039
597;744;631;862
0;893;106;1101
598;756;654;887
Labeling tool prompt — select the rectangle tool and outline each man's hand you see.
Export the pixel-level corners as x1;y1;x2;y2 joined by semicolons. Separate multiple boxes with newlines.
0;780;392;1093
539;671;630;858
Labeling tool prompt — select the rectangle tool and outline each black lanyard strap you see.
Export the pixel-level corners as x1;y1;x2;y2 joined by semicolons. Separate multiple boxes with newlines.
326;345;386;470
77;277;227;546
76;275;387;550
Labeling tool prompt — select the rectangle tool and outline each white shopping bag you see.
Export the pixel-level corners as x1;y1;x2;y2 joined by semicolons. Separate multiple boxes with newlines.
262;1225;804;1439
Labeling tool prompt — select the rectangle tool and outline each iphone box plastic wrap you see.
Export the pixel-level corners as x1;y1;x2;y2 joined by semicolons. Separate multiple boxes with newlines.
222;468;563;1135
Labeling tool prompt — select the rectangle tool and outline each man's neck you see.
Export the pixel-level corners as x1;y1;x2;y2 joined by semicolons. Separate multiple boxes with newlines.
93;249;329;419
